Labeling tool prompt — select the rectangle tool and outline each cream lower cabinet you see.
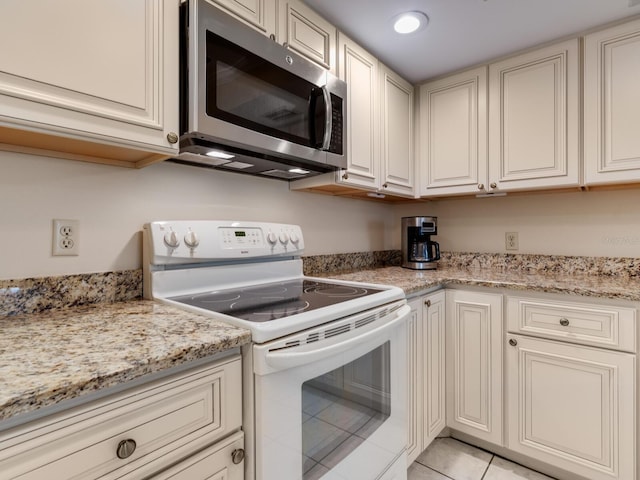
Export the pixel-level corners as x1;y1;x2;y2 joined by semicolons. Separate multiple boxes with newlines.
584;18;640;185
0;355;243;480
506;334;635;480
0;0;179;168
446;290;503;446
407;291;446;465
505;294;637;480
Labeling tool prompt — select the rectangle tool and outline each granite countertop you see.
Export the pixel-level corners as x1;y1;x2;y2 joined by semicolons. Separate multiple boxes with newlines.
323;265;640;302
0;300;251;423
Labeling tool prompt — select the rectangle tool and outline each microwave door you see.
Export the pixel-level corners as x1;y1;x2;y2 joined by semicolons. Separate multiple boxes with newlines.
309;86;332;150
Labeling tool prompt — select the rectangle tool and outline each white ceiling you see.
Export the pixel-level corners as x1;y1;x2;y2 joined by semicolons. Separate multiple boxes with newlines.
303;0;640;83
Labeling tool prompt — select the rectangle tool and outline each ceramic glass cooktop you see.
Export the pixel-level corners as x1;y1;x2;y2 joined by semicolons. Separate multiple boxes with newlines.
168;279;384;322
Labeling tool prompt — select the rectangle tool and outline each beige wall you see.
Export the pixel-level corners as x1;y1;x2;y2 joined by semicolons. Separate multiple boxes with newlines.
395;188;640;258
0;152;395;280
3;151;639;280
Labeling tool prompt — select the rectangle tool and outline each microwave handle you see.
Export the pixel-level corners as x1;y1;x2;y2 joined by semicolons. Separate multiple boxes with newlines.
320;86;332;151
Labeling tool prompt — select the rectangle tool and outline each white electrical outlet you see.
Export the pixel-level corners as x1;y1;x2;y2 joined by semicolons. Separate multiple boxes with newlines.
52;219;79;256
505;232;519;251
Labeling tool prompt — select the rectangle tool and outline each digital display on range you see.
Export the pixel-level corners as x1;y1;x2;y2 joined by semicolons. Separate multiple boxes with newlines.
235;231;246;237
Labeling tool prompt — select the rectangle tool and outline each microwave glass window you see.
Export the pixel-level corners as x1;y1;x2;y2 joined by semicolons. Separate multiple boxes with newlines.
207;32;326;148
301;342;391;478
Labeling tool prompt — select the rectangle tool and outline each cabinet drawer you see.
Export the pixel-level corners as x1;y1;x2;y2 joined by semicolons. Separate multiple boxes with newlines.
507;297;636;352
151;431;244;480
0;356;242;480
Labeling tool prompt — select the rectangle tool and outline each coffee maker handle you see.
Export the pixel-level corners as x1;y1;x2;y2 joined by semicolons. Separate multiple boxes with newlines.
432;241;440;261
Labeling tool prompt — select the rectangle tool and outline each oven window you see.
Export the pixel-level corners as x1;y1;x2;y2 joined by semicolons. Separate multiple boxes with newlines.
301;342;391;478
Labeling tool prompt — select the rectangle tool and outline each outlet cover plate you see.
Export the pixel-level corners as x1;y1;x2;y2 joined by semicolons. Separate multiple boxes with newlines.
52;219;79;256
505;232;519;251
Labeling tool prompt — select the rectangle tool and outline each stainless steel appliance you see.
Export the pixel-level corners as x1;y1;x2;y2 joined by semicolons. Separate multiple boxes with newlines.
401;216;440;270
143;221;409;480
173;0;347;180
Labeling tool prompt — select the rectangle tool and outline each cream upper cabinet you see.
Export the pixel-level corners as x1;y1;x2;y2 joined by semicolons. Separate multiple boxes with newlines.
277;0;336;73
0;0;179;168
207;0;276;36
488;39;580;192
418;66;488;196
584;18;640;185
335;33;380;191
380;63;415;197
506;334;635;480
446;290;503;446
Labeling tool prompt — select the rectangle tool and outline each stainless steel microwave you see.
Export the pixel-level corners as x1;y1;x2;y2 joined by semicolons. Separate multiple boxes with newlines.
173;0;347;180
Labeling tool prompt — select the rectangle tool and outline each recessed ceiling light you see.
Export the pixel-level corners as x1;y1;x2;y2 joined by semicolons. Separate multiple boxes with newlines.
393;11;429;34
205;150;235;160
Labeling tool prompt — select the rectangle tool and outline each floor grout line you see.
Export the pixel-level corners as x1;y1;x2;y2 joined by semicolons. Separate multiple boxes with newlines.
480;454;494;479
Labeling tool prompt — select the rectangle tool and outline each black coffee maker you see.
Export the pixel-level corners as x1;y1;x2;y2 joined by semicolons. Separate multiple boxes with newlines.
401;216;440;270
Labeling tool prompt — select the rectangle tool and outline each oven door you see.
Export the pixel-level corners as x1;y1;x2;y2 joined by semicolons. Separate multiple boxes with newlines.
252;302;409;480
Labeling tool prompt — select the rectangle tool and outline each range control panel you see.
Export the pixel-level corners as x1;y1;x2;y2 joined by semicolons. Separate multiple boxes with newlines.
144;221;304;264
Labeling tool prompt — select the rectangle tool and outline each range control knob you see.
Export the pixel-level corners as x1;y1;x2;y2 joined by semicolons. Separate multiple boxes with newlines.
279;233;289;245
266;232;278;245
163;230;180;248
289;232;300;244
184;230;199;248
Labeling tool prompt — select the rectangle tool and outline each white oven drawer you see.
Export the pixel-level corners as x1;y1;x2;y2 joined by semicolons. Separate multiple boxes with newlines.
0;356;242;480
507;296;636;352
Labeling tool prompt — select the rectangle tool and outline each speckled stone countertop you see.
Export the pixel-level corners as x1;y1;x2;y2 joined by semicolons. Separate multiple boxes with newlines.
0;300;250;422
322;265;640;302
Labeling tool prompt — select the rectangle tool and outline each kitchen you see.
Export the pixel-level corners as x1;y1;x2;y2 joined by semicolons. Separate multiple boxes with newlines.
1;0;640;479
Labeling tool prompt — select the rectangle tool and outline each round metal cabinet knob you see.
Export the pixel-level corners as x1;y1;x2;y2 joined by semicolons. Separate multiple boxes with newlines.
508;338;518;347
166;132;179;144
342;173;349;180
490;182;497;189
424;300;431;307
382;183;388;188
559;317;570;327
477;184;485;190
231;448;245;464
116;439;137;459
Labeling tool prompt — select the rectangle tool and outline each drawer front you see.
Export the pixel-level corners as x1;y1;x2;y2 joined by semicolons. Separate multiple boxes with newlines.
150;431;244;480
507;297;636;352
0;357;242;480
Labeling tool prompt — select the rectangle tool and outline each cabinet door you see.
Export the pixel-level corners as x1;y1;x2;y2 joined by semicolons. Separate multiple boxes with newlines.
446;290;503;445
336;33;380;191
488;39;579;192
150;431;244;480
422;291;446;448
380;64;415;198
0;0;179;166
406;298;423;465
419;67;488;197
208;0;276;36
277;0;336;73
506;334;635;480
584;18;640;185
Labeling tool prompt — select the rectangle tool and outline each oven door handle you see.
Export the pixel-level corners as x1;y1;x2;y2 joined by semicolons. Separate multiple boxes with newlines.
263;304;410;371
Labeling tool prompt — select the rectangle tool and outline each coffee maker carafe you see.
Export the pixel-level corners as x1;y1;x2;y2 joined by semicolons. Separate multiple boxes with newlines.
402;216;440;270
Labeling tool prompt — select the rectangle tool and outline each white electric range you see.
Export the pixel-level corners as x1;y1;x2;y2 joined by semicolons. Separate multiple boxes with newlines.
143;221;409;480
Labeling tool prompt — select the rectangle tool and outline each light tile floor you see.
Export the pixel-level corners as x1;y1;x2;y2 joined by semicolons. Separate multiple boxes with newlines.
409;437;557;480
